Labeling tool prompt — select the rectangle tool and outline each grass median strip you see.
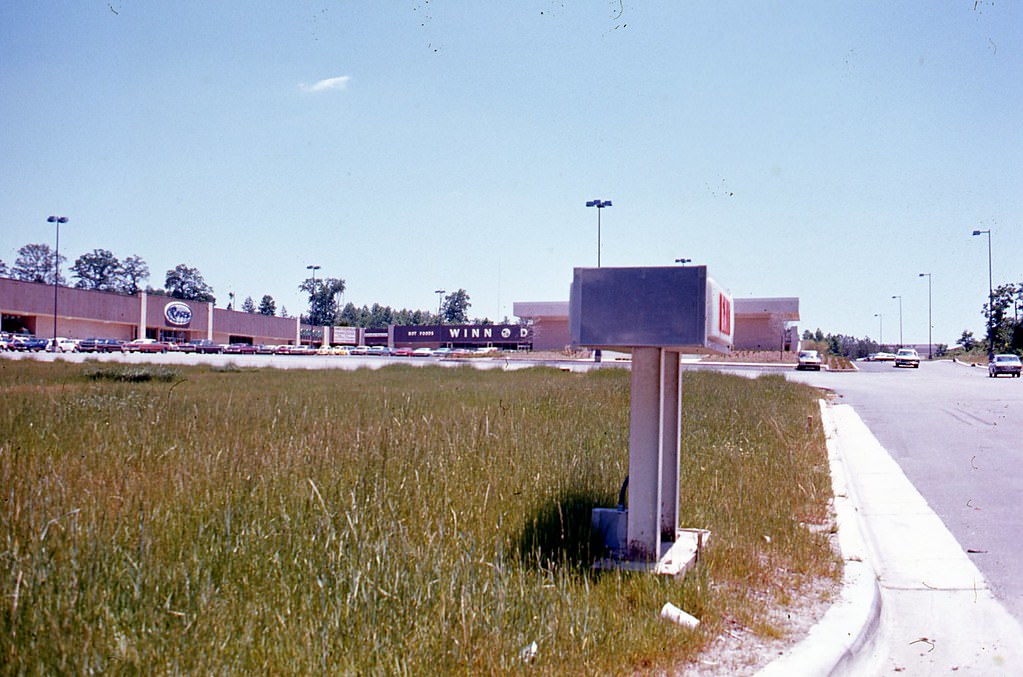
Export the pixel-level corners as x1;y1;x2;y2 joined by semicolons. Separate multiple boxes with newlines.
0;360;838;673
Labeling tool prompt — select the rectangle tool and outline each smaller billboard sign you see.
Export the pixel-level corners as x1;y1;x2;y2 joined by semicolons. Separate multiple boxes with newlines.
332;326;359;345
393;324;532;345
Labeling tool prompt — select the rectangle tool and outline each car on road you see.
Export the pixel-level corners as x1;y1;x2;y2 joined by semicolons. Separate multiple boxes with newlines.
796;350;822;371
870;352;896;361
894;348;920;368
988;354;1022;378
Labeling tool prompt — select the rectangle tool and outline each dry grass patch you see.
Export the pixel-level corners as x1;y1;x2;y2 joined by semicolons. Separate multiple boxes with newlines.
0;360;838;674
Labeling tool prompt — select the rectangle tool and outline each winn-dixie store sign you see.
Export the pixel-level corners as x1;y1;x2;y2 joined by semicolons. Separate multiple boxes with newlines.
394;324;532;345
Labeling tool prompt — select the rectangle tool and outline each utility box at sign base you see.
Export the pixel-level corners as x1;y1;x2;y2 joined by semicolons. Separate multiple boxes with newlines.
570;266;730;573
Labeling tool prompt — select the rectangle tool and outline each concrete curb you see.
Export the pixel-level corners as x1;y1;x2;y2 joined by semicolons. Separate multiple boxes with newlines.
756;401;882;676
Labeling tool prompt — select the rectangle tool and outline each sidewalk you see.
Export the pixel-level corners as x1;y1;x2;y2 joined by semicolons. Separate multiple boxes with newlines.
758;401;1023;675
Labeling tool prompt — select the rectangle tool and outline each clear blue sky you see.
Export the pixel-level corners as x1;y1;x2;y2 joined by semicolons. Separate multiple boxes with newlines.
2;2;1020;345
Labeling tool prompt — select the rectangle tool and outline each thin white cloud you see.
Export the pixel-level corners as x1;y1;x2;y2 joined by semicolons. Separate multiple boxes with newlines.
299;75;351;93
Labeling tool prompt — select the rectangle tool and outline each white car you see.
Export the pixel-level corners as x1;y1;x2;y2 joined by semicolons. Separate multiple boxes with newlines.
796;350;822;371
988;354;1022;378
893;348;920;368
49;337;79;352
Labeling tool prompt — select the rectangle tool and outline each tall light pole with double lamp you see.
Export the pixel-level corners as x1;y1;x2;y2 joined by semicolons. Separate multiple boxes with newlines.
585;199;612;267
46;216;68;350
434;289;446;322
674;257;691;266
306;264;321;327
874;313;883;349
891;295;903;347
972;229;993;359
919;273;932;360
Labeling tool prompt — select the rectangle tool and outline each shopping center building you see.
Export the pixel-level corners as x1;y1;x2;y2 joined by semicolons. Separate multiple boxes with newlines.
1;278;299;346
514;296;800;352
2;276;798;353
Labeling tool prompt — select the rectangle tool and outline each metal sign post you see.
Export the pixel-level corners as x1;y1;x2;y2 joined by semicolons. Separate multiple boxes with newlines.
570;266;731;573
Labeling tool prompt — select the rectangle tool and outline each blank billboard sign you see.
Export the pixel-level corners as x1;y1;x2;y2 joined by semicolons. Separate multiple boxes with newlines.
569;266;732;353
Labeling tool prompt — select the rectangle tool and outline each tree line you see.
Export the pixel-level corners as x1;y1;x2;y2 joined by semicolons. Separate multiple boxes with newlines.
2;242;487;327
800;328;949;359
961;282;1023;355
299;274;481;328
1;243;281;316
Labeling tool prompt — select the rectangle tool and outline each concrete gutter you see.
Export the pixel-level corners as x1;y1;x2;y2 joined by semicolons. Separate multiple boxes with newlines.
759;401;1023;675
757;401;882;676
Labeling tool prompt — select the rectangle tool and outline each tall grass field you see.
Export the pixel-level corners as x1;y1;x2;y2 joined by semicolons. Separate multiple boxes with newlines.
1;360;838;674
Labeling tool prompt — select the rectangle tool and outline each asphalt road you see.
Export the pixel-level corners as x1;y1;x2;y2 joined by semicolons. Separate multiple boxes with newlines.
786;359;1023;624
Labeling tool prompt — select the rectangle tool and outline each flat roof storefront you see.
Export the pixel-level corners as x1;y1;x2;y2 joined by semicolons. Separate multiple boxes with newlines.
0;278;299;346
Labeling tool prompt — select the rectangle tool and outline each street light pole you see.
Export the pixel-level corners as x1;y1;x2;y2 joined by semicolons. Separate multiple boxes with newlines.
874;313;883;348
46;216;68;350
306;264;321;325
972;229;994;359
435;289;446;322
891;295;903;347
919;273;932;359
585;199;612;267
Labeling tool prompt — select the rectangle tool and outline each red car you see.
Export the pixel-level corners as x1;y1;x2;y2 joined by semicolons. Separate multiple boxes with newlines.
124;338;171;353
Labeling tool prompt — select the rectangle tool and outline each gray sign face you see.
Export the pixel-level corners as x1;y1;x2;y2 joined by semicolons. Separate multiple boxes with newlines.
570;266;725;351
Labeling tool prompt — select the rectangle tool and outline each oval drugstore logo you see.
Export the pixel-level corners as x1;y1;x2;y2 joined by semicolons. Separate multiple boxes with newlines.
164;302;193;326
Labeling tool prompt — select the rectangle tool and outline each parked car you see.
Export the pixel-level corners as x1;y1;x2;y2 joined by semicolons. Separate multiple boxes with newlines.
350;345;370;355
432;347;453;358
796;350;822;371
893;348;920;368
11;335;49;352
124;338;171;353
367;346;391;357
391;347;413;357
183;339;221;354
412;347;434;357
174;341;197;353
988;354;1022;378
78;337;124;353
223;343;257;355
49;337;79;353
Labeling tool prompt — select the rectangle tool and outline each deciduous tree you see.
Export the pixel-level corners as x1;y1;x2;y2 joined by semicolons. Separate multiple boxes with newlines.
299;276;345;326
118;255;149;294
165;264;215;302
71;249;121;291
13;243;64;284
441;289;471;324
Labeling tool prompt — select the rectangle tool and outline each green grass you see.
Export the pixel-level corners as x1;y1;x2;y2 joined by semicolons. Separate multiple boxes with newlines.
0;360;838;674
